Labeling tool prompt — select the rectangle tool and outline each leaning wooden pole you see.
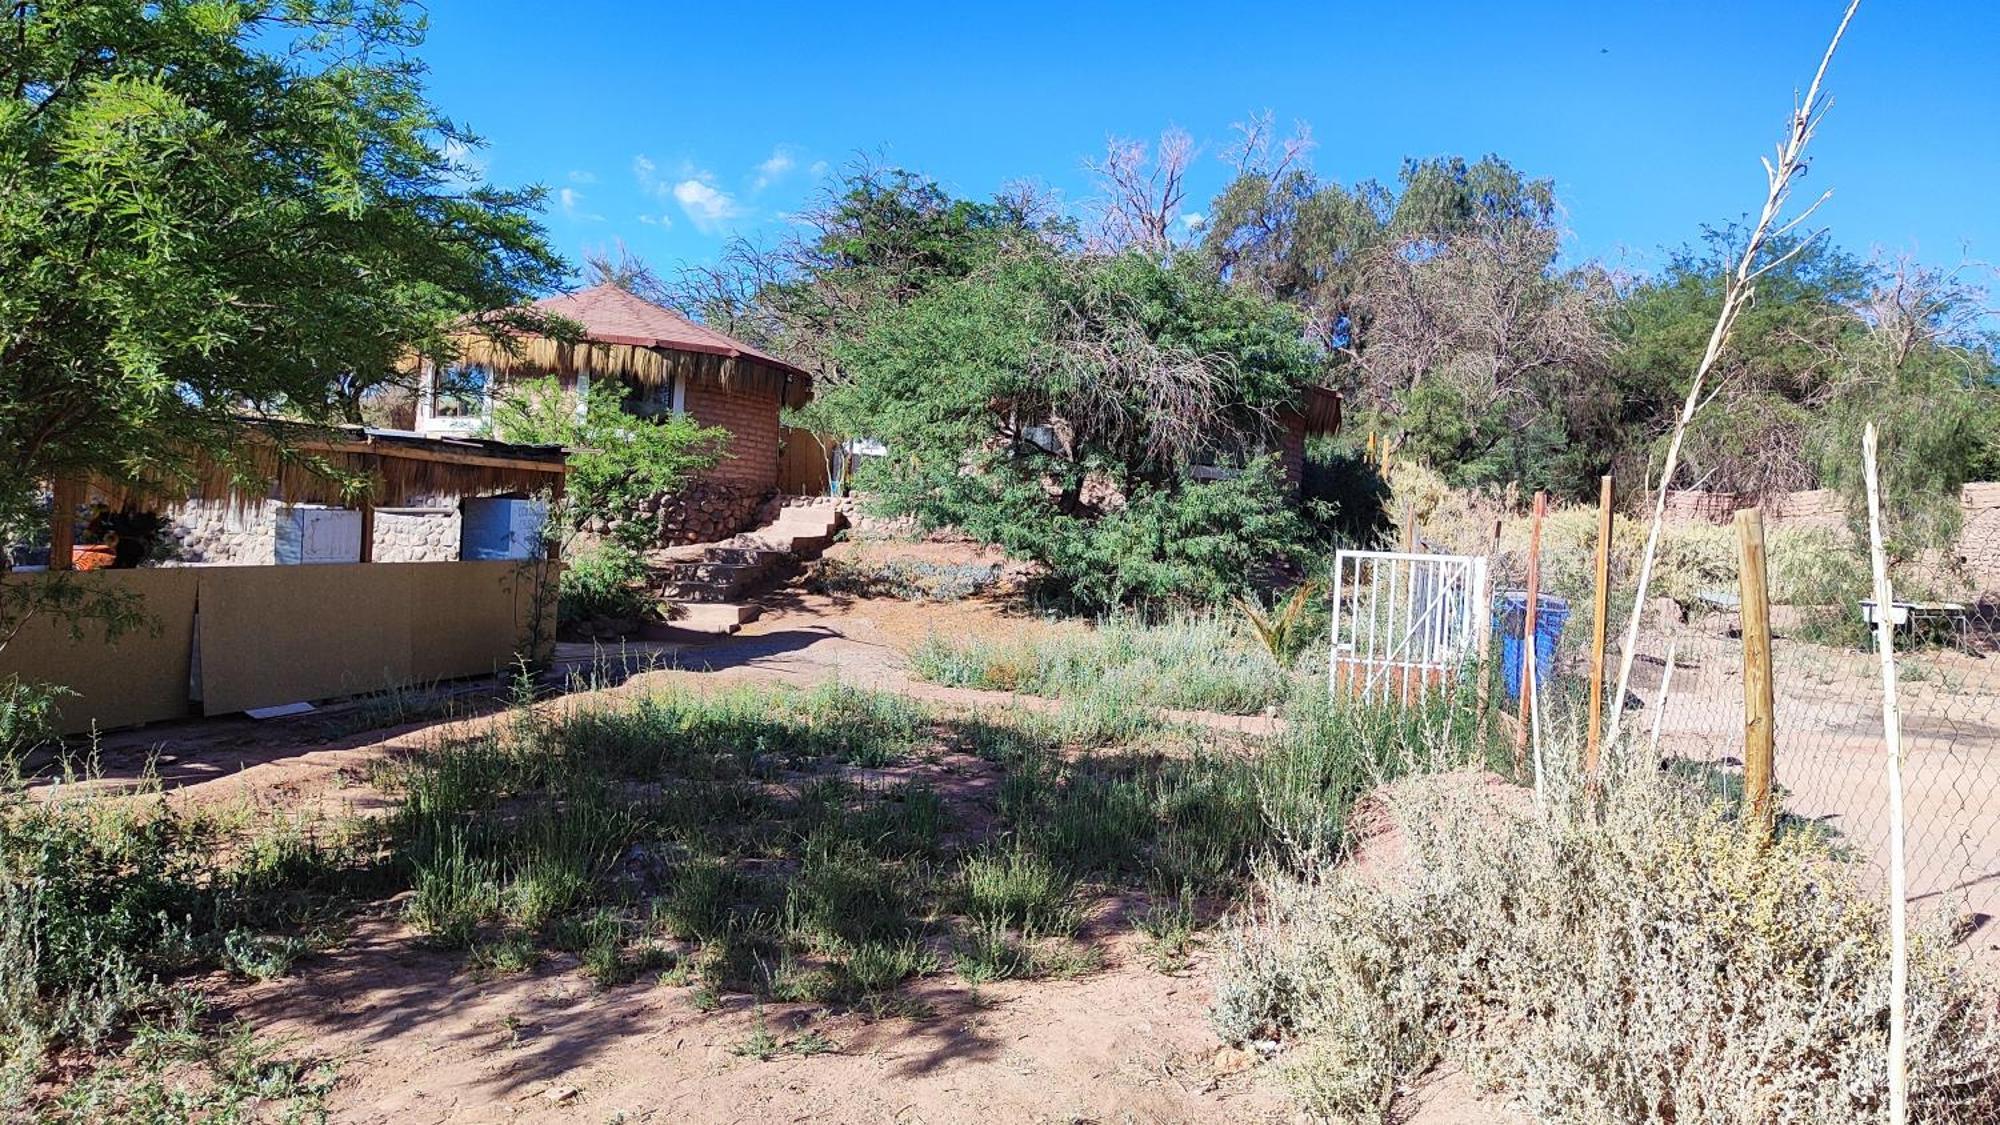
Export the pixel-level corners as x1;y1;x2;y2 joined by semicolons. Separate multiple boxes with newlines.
1736;507;1776;838
1863;423;1908;1125
1606;0;1863;749
1586;474;1614;776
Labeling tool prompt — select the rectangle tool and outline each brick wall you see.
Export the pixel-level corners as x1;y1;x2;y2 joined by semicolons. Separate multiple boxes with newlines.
684;379;782;492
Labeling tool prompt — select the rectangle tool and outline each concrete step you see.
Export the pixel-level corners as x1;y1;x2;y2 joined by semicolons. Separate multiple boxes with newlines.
661;601;761;634
656;561;763;585
736;532;832;556
701;546;789;567
660;578;751;603
770;512;842;531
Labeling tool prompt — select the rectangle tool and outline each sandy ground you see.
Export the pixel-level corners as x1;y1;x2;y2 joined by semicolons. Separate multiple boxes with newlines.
1630;622;2000;965
224;915;1295;1125
30;551;1329;1124
41;542;1514;1123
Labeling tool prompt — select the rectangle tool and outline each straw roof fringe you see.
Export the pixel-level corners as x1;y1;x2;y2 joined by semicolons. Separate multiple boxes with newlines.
452;332;810;409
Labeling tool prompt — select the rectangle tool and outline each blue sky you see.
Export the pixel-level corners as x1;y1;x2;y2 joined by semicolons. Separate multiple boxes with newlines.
418;0;1997;284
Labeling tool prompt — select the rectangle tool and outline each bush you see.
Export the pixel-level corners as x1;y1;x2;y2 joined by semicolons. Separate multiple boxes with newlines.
1300;444;1393;550
1213;761;2000;1123
1031;459;1316;612
491;375;726;548
558;542;649;629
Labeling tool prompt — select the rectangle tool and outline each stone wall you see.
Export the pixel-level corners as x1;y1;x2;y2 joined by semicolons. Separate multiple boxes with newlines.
584;478;764;547
163;499;278;565
373;508;460;562
1961;483;2000;588
163;499;460;564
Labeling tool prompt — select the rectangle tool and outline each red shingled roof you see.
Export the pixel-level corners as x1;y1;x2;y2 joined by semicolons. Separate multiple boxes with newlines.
532;283;806;379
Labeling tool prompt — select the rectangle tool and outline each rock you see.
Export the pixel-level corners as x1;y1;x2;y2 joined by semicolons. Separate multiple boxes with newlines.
1212;1045;1256;1076
541;1085;578;1105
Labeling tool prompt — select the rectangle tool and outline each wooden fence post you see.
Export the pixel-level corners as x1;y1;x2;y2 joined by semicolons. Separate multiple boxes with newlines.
1736;506;1776;836
1513;490;1547;775
1586;475;1614;776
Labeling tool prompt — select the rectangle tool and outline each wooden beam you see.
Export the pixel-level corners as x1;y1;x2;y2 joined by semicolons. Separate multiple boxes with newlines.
48;477;82;571
1737;506;1776;837
1586;474;1615;775
357;455;378;563
293;438;569;475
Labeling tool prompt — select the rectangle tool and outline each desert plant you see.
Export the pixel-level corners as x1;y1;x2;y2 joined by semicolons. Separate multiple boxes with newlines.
1237;581;1325;666
1212;755;2000;1123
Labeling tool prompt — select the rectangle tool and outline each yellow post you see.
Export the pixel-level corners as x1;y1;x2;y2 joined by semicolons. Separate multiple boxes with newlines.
1736;507;1776;836
1586;474;1614;776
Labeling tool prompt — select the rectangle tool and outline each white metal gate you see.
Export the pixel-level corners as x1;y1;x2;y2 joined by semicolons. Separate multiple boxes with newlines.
1329;550;1489;703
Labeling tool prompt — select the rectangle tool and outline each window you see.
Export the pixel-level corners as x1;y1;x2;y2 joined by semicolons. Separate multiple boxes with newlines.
432;363;491;419
620;374;685;418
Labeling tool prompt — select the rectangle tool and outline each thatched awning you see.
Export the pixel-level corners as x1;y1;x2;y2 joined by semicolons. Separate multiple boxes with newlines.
451;283;813;409
451;333;810;409
92;419;569;511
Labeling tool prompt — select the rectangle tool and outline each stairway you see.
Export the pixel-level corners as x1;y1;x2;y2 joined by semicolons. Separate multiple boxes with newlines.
652;499;848;633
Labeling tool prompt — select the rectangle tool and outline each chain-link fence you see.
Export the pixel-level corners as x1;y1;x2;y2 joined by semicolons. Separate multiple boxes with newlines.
1470;506;2000;969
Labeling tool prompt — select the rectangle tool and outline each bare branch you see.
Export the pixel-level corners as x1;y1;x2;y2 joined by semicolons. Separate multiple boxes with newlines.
1606;0;1864;747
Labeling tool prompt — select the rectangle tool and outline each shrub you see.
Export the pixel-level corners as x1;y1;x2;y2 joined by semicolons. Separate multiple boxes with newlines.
558;542;650;629
1213;761;2000;1123
0;678;69;789
491;374;726;548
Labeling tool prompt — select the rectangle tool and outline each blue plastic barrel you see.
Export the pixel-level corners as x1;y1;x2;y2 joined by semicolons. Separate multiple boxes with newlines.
1494;592;1571;699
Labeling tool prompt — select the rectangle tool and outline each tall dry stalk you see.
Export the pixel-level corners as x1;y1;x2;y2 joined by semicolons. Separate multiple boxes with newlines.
1863;421;1909;1125
1606;0;1863;746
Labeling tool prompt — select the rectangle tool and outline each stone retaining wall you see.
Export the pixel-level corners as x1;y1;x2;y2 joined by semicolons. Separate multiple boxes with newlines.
584;479;764;547
373;509;460;563
163;499;460;564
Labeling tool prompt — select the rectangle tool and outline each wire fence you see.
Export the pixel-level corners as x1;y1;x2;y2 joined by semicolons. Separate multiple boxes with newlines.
1471;511;2000;969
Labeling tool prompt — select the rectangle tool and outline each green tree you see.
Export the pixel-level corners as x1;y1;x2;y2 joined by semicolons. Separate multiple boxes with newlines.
1205;152;1613;497
1;0;565;521
671;163;1066;403
1604;228;1872;496
487;377;726;549
1813;263;2000;572
820;247;1325;612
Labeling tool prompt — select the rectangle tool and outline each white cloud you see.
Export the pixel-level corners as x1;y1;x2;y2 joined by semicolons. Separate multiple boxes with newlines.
636;213;674;228
558;186;604;222
753;147;797;191
672;177;741;232
808;159;830;178
632;154;659;191
1180;212;1206;231
567;169;598;184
